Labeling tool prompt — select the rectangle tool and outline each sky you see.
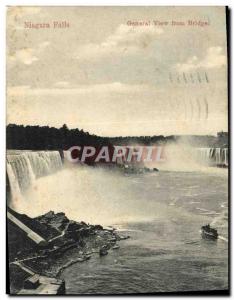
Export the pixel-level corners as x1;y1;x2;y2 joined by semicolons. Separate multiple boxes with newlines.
7;6;228;137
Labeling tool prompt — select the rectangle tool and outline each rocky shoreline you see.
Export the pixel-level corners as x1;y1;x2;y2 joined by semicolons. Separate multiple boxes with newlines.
7;208;129;294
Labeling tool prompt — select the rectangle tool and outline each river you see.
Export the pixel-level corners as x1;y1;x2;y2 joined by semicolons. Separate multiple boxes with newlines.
58;169;228;294
7;150;228;293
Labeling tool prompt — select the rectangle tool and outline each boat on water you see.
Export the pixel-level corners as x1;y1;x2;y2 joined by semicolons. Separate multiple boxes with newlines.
201;224;218;240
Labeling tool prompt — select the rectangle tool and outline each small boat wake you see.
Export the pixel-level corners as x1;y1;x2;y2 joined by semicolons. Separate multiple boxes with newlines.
218;235;228;243
200;224;228;243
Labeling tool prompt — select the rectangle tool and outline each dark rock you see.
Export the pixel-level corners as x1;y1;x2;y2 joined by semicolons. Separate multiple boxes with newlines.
92;224;103;231
99;247;108;256
66;221;84;232
101;244;111;250
36;211;69;232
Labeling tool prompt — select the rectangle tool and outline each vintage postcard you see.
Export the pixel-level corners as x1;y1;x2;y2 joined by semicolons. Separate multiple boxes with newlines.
6;6;229;295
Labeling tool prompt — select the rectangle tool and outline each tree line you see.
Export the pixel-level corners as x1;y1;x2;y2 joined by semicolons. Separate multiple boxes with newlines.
6;124;173;150
7;123;222;150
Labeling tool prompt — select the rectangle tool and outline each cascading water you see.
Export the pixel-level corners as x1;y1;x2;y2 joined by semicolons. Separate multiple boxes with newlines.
196;147;228;166
23;153;36;183
6;151;63;206
6;162;24;205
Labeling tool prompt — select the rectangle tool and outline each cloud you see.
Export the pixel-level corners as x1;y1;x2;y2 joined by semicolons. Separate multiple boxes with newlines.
8;82;154;96
175;47;226;72
76;24;163;60
8;41;50;66
9;48;39;65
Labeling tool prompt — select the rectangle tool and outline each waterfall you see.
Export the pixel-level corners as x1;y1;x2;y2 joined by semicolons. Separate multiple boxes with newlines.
7;151;63;205
224;149;228;165
196;147;228;167
23;153;36;182
6;162;24;205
